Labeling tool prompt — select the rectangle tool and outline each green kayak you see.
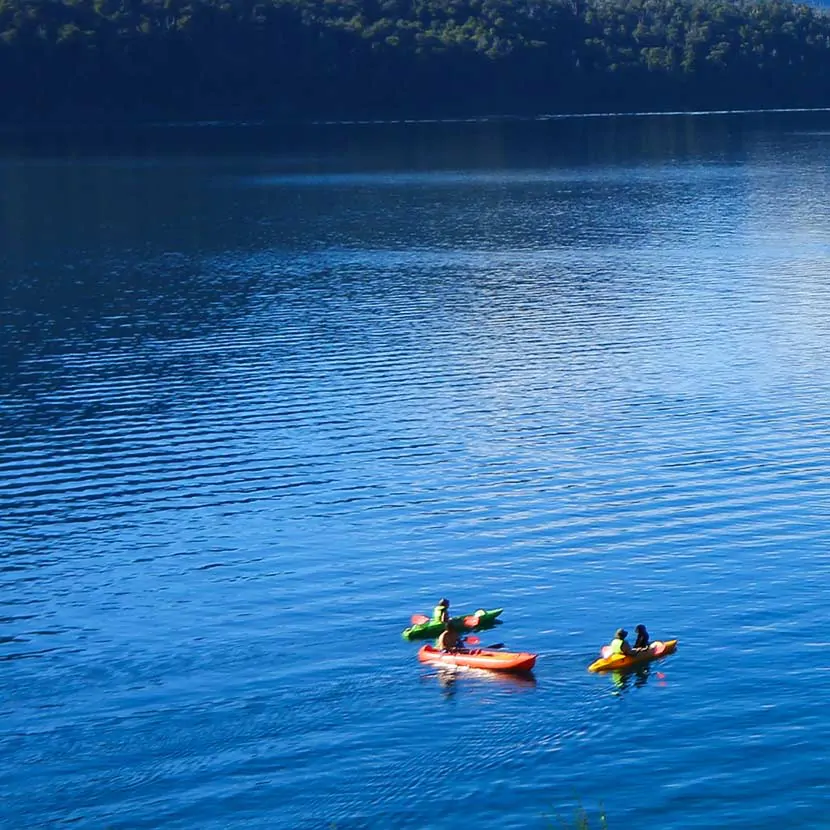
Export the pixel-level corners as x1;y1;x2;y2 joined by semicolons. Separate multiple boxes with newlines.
401;608;504;640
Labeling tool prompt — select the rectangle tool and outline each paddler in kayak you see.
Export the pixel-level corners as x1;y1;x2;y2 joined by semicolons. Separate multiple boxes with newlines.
633;624;650;650
608;628;635;657
431;598;450;625
437;621;467;653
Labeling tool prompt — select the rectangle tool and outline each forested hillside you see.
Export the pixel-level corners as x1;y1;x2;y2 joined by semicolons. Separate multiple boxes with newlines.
1;0;829;121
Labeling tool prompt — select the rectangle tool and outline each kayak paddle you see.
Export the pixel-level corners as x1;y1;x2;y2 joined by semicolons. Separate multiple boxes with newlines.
465;637;504;648
599;641;665;659
411;612;484;628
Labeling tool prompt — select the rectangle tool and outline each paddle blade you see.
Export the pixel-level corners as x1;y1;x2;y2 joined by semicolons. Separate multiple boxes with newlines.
465;636;481;645
651;640;665;656
463;614;482;628
600;645;612;659
411;614;429;625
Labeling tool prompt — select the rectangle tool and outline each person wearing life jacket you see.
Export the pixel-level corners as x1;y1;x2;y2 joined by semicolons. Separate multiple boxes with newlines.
609;628;634;657
633;624;650;650
432;598;450;625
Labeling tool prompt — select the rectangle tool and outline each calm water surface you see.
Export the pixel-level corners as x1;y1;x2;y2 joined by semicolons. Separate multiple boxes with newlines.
1;113;829;829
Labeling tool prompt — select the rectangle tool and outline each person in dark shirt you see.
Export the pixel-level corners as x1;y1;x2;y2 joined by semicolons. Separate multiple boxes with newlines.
633;624;650;650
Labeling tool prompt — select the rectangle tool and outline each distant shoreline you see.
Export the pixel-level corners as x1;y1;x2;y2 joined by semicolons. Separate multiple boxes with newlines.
2;105;830;134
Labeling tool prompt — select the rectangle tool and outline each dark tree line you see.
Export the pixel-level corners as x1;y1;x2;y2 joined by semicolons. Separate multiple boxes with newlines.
1;0;829;121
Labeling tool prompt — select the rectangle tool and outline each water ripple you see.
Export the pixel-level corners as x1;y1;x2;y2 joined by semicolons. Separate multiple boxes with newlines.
2;115;830;830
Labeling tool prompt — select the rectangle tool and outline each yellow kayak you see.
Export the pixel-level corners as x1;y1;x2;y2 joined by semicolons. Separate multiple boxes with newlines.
587;639;678;673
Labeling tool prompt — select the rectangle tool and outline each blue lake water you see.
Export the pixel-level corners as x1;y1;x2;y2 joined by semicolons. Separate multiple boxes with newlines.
1;112;829;829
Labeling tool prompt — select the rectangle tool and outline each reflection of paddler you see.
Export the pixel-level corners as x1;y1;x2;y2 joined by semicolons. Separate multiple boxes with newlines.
612;666;649;691
611;670;626;691
437;669;457;696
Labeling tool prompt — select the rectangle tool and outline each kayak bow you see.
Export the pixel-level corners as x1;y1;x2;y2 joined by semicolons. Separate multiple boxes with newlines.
418;644;537;673
587;639;678;673
401;608;503;640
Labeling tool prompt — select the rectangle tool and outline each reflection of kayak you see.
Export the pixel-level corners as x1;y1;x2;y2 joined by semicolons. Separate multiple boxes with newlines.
402;608;503;640
587;640;678;673
418;644;537;673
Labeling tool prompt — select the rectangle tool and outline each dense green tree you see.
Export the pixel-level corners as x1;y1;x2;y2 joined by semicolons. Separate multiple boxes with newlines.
0;0;829;120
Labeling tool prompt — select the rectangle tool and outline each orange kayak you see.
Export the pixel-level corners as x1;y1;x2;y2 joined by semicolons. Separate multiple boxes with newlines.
587;639;678;673
418;644;537;673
